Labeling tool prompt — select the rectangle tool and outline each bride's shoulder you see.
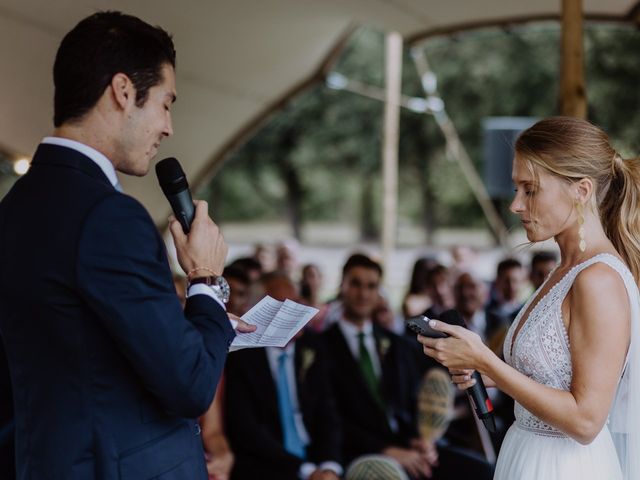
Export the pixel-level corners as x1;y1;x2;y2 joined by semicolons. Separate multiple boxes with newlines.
570;259;629;319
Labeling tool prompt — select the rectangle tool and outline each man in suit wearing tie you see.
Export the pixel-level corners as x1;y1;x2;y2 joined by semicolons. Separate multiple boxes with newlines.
225;272;342;480
323;254;493;479
0;11;252;479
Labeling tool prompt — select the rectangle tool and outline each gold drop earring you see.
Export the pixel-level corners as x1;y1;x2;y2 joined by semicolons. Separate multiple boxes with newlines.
577;202;586;252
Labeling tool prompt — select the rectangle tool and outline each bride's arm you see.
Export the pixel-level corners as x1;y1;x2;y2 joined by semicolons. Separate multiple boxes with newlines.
421;263;630;445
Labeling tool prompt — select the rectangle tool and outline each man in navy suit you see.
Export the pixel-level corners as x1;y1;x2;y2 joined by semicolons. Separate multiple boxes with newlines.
0;11;252;479
225;273;342;480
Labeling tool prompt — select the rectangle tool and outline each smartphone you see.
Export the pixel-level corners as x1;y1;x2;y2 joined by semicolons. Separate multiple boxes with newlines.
406;315;448;338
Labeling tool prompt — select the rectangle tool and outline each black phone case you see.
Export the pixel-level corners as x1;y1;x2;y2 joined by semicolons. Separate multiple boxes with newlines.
406;316;449;338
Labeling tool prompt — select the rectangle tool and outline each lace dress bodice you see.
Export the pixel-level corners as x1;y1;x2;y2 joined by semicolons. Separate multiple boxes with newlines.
503;253;634;437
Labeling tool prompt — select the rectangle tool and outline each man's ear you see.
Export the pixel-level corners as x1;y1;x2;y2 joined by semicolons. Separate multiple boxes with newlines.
110;73;135;110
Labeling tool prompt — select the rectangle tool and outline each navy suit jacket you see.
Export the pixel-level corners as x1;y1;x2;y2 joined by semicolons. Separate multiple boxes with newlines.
322;323;421;465
224;333;342;480
0;144;235;479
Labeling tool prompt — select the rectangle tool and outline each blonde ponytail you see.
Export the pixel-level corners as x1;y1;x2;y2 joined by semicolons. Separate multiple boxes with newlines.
600;157;640;283
515;117;640;284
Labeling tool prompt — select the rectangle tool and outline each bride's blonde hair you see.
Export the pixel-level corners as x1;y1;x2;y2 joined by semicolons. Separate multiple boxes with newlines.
515;116;640;284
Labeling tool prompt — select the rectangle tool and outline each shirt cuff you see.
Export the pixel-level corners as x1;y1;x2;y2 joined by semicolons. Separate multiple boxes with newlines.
299;462;317;480
187;284;237;330
318;461;343;477
299;461;343;479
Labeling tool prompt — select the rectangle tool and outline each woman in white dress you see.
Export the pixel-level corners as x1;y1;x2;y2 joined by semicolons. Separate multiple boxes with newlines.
419;116;640;479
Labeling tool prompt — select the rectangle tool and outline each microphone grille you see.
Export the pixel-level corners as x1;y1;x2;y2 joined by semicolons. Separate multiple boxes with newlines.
156;157;188;195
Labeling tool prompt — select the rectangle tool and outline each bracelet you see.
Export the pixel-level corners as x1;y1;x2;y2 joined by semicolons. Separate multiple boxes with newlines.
187;267;216;280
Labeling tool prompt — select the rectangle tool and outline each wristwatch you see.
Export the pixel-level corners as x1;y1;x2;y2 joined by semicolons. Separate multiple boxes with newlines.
189;275;230;303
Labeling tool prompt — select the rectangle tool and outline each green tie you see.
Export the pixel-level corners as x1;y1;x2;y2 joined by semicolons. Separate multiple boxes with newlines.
358;332;385;411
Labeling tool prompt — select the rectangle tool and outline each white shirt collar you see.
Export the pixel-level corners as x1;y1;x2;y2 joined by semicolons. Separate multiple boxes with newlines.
338;317;374;339
42;136;119;188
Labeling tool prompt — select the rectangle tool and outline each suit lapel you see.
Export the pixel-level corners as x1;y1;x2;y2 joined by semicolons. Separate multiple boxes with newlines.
329;324;389;418
374;327;395;407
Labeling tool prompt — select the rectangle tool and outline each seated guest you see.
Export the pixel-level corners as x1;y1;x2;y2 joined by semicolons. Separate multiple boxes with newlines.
529;250;558;291
373;293;404;336
300;264;330;332
225;273;342;480
402;257;438;320
223;266;252;317
227;257;263;284
446;272;513;452
486;258;525;323
423;264;455;319
275;240;300;280
323;254;493;480
227;257;263;309
454;273;508;352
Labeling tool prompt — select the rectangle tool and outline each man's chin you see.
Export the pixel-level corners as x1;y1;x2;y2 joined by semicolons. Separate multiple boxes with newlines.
118;163;150;177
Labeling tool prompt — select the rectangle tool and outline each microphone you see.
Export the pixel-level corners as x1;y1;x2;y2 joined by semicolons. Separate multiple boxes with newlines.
438;309;497;433
156;157;195;234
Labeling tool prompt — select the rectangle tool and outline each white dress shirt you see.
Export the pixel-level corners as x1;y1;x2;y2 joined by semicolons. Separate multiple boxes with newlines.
266;345;342;479
337;317;382;378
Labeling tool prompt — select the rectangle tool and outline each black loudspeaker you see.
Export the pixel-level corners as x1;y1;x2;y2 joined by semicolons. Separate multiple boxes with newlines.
483;117;537;199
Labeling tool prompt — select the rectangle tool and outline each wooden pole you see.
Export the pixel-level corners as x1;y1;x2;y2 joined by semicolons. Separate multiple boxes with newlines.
382;32;402;272
411;49;510;250
560;0;587;118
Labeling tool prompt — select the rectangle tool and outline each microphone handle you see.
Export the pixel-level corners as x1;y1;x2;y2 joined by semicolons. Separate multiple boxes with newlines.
167;189;195;234
467;371;493;417
467;371;497;432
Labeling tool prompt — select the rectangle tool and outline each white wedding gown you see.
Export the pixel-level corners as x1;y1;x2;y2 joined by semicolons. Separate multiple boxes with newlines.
494;253;640;480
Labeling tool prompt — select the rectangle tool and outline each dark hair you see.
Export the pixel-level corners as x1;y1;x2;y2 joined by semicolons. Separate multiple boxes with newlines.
425;264;449;287
496;258;523;278
342;253;383;279
222;266;250;286
53;11;176;127
228;257;263;274
530;251;558;269
300;264;319;300
407;257;439;294
260;271;298;300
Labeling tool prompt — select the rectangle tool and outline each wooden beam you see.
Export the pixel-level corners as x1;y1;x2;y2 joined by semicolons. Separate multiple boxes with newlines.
560;0;587;118
381;32;403;272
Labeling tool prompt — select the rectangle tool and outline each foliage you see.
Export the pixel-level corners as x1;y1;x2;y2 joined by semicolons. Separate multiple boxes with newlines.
201;23;640;240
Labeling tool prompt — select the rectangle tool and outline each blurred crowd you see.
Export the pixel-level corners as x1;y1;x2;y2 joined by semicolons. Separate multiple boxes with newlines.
174;243;559;480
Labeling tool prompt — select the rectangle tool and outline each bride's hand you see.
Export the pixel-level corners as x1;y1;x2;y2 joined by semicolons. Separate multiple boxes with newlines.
417;319;491;371
449;368;497;390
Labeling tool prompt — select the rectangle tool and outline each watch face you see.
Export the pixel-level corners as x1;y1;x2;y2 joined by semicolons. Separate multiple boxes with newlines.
215;276;231;303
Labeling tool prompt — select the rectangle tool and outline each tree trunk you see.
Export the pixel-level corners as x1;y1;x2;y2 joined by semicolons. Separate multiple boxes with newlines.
360;174;378;242
279;131;304;241
420;177;436;244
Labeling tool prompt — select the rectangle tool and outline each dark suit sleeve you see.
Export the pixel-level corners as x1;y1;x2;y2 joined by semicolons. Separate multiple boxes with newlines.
0;334;15;478
224;353;300;472
76;194;235;418
302;339;342;466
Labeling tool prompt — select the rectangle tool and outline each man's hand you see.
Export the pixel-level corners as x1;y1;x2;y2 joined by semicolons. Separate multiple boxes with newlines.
383;446;432;479
309;470;340;480
228;313;257;333
169;200;228;276
410;438;439;467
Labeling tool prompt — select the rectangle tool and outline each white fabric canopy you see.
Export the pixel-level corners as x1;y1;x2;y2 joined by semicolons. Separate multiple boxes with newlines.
0;0;637;223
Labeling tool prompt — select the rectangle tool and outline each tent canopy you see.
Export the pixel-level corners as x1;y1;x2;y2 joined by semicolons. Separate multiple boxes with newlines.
1;0;638;223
